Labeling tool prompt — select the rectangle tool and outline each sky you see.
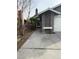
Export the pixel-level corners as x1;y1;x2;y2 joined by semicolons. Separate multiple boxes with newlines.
23;0;61;19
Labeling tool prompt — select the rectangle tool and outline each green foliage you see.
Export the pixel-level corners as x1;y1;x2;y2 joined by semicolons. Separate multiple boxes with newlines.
30;16;37;26
29;16;37;30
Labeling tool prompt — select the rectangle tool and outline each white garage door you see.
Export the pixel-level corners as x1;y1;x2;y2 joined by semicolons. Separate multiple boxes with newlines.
54;15;61;32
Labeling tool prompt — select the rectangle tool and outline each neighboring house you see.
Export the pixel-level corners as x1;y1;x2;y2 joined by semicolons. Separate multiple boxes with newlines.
35;4;61;33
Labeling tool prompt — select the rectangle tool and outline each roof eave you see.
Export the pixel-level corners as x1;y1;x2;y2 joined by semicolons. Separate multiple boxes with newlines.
52;3;61;9
38;9;61;16
50;9;61;15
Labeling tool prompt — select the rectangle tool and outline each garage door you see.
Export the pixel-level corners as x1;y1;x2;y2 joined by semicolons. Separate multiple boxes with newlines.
54;15;61;32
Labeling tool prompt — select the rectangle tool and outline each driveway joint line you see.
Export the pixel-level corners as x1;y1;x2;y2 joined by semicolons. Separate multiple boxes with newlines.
20;48;61;50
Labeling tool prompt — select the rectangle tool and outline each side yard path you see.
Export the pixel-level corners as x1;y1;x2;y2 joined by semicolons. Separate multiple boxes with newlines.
17;30;61;59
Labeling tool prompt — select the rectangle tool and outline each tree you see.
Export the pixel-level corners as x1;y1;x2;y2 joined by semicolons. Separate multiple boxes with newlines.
17;0;32;36
17;0;31;15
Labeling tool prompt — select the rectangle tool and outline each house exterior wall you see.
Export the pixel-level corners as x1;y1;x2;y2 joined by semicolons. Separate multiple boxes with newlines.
45;11;51;26
53;6;61;12
51;12;54;32
41;13;45;33
54;15;61;32
41;11;54;33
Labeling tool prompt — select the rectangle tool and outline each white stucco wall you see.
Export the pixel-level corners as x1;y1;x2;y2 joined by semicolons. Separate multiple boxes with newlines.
54;15;61;32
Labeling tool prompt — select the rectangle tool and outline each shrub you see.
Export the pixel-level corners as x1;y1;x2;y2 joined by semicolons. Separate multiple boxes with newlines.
29;16;37;30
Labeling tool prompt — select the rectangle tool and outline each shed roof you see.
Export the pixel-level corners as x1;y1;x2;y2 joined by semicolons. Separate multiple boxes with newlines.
38;8;61;16
38;4;61;16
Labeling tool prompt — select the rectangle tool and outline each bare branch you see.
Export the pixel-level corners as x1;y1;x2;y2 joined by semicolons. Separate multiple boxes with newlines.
17;0;32;19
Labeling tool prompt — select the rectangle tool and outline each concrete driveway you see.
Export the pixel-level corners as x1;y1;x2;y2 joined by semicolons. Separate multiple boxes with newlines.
17;30;61;59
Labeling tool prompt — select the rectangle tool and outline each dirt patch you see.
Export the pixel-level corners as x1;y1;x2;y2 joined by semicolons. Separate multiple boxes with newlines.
17;30;33;51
